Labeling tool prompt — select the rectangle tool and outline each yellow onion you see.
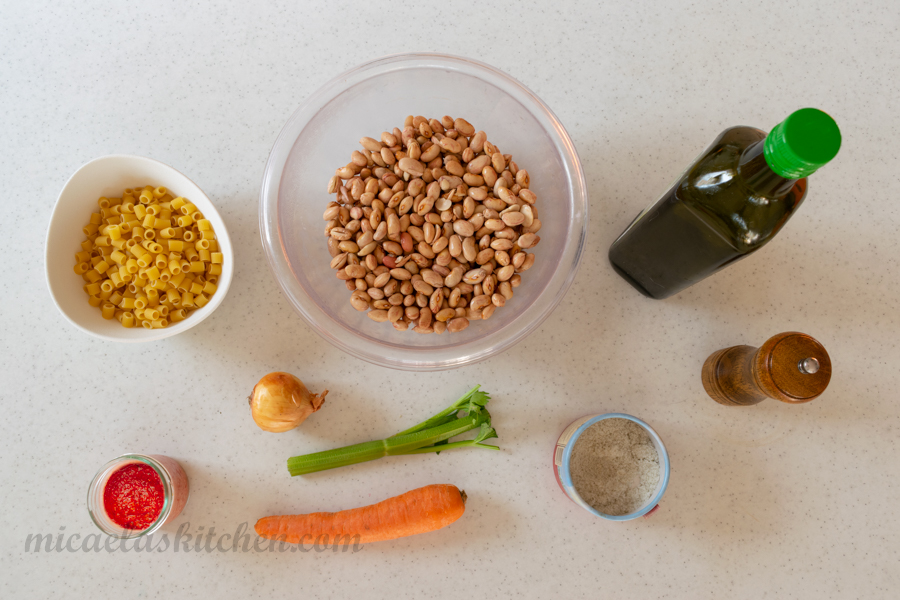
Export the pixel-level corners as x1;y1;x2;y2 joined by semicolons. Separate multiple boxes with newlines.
249;372;328;432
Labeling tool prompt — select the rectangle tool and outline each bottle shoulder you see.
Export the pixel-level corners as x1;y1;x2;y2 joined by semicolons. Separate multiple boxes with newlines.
676;128;806;252
715;125;768;146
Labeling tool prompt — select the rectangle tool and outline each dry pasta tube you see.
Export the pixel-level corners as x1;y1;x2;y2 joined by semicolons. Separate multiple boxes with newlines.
75;186;222;328
101;303;116;319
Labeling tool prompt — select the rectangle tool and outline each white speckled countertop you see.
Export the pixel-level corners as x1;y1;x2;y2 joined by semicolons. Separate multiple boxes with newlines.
2;1;899;598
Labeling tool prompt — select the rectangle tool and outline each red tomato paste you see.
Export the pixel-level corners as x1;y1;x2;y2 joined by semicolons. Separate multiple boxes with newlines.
103;463;165;530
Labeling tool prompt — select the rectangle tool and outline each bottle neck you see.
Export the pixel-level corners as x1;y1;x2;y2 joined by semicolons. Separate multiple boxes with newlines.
738;140;799;199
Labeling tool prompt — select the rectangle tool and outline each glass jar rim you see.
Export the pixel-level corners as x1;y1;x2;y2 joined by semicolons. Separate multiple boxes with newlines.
87;453;174;539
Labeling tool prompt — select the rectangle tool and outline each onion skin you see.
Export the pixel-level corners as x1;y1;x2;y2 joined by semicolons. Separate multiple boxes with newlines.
250;372;328;433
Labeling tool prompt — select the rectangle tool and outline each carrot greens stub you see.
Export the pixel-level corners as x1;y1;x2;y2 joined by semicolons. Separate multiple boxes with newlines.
287;385;499;476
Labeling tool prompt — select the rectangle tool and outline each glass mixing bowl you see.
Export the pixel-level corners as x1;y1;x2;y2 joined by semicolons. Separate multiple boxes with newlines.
260;53;587;370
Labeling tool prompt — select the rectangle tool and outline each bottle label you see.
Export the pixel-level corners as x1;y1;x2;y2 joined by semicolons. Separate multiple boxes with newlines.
554;415;595;466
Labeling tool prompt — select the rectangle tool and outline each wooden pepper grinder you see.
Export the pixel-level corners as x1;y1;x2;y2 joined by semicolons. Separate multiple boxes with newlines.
702;332;832;406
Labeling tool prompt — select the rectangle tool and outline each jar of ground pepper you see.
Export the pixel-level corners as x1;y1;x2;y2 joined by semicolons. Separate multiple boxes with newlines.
553;413;670;521
87;454;189;538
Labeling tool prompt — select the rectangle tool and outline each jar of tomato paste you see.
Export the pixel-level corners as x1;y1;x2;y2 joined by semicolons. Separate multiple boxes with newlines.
87;453;190;538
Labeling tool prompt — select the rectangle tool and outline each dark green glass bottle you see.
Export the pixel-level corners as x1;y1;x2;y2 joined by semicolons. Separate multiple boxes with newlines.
608;108;841;299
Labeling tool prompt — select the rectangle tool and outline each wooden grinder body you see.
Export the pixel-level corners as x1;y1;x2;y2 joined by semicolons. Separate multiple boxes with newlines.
702;332;832;406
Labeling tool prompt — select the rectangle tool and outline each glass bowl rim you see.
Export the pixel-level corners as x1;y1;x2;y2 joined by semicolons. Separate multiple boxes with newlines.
259;52;588;370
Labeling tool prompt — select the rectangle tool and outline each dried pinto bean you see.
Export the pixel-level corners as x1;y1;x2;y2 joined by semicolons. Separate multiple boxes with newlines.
325;116;541;333
368;310;389;322
447;317;470;332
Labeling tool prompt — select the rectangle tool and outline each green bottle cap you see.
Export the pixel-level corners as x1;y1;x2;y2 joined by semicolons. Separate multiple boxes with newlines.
763;108;841;179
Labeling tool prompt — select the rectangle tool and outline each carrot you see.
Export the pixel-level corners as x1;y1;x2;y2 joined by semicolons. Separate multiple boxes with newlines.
255;484;466;545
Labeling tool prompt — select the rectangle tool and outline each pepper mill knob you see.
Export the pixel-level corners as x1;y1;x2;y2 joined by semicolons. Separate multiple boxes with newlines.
701;332;832;406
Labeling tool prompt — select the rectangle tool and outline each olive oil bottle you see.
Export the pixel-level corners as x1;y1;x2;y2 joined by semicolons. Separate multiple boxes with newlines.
608;108;841;299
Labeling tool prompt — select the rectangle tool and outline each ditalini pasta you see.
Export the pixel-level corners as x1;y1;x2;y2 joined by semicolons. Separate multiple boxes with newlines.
75;186;222;329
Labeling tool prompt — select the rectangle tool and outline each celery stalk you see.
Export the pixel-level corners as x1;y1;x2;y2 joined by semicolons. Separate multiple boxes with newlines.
390;385;489;437
286;386;499;476
402;423;499;455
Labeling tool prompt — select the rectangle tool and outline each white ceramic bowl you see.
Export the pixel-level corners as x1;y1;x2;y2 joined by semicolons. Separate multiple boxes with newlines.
45;155;233;342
